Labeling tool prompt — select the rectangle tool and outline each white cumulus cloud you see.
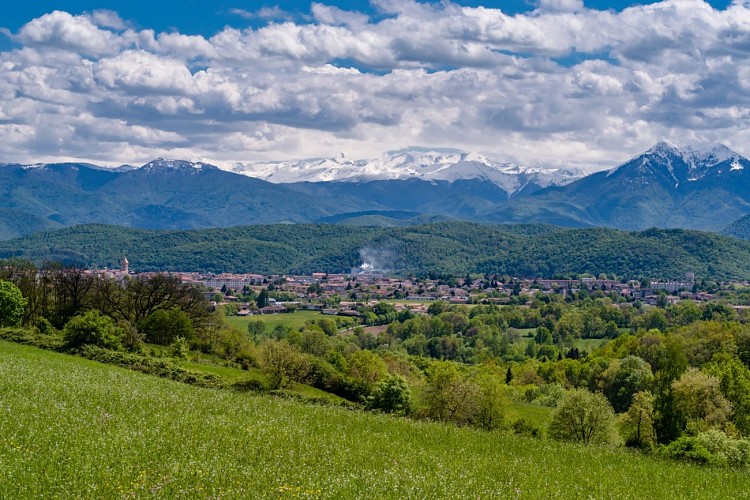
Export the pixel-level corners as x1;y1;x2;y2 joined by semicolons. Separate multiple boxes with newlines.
0;1;749;170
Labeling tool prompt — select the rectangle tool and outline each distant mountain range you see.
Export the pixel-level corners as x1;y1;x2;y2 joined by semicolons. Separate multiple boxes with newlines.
2;142;750;240
231;149;585;197
489;141;750;230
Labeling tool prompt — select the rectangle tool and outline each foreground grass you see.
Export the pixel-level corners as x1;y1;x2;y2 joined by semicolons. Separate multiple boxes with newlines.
1;341;748;499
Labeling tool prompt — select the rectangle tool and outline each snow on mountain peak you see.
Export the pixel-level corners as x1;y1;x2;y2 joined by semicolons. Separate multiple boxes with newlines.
646;140;681;155
644;141;738;167
683;143;737;166
230;150;585;195
141;158;217;172
609;141;745;179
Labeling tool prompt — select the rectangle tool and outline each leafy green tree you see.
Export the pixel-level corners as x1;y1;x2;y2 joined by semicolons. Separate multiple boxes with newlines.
640;309;668;332
256;289;269;308
0;279;27;327
316;318;338;336
247;320;267;342
702;303;736;322
668;300;702;327
260;339;308;389
534;326;553;345
427;301;448;316
548;389;618;445
554;311;583;347
705;355;750;436
604;356;654;413
672;368;733;434
138;308;194;345
63;310;122;350
299;326;331;357
421;361;479;426
653;336;689;443
620;391;657;449
473;372;507;431
347;350;388;396
366;374;412;415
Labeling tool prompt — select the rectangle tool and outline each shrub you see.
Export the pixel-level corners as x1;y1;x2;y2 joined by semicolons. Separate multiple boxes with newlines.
232;377;269;392
63;310;122;351
0;327;64;351
235;346;260;370
260;340;310;389
138;309;194;345
695;429;750;468
77;345;223;388
33;317;55;335
366;374;412;415
170;336;190;361
420;361;479;426
511;418;541;438
117;321;145;352
0;280;26;328
548;389;619;445
663;436;717;466
472;372;507;431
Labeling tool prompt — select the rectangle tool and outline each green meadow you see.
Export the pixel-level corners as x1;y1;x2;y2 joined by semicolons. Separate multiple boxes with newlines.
224;309;325;332
1;340;749;499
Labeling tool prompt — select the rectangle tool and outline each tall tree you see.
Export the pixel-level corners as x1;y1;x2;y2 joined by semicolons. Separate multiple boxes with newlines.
620;391;657;449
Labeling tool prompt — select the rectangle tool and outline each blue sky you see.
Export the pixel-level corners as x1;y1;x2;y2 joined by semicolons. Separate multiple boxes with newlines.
0;1;748;170
1;1;734;37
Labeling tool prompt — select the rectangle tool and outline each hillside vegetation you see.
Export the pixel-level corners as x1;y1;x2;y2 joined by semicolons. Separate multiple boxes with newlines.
3;222;750;279
723;214;750;240
2;340;748;499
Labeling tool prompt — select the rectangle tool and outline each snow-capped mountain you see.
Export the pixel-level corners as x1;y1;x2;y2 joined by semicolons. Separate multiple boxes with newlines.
607;140;747;186
491;141;750;230
140;158;219;173
231;150;585;196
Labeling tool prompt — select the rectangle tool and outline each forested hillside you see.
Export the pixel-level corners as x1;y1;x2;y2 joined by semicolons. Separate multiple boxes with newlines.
2;222;750;279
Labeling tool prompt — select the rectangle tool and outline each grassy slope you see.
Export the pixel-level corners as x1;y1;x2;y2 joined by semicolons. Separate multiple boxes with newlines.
1;340;748;499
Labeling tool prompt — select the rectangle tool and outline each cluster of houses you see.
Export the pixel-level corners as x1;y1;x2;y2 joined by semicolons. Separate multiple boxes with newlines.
158;270;721;316
92;258;729;318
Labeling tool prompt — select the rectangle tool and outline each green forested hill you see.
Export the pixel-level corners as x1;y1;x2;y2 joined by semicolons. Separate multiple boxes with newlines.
1;222;749;279
723;214;750;240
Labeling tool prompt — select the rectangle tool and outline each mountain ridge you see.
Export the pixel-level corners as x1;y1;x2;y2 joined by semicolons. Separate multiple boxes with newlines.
3;141;750;239
489;141;750;230
230;149;585;196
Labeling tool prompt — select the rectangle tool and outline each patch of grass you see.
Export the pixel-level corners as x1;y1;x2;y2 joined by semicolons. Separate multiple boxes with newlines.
184;361;260;381
224;310;324;332
575;338;609;351
2;340;749;498
288;383;349;405
506;401;553;429
517;328;537;337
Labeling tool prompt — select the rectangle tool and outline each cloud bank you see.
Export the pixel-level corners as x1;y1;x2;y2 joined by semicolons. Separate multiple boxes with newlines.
1;1;750;170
